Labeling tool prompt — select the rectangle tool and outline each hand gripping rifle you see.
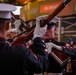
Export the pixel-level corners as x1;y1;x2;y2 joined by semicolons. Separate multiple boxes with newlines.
11;0;71;46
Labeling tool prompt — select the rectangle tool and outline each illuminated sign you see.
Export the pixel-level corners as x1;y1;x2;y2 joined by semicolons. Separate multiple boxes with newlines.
40;2;61;13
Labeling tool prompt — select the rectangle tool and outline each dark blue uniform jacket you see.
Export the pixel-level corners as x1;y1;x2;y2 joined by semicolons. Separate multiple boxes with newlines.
45;38;67;73
0;37;48;75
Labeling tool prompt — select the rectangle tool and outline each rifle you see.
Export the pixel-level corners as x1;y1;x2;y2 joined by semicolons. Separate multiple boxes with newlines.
11;0;71;46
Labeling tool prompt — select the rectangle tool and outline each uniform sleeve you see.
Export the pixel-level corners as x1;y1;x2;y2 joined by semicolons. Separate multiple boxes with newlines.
30;37;47;54
63;47;76;60
51;38;66;46
29;37;49;73
13;37;48;73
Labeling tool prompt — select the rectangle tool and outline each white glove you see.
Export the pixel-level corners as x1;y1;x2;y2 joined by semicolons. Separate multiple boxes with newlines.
33;16;47;39
46;42;54;53
46;42;63;54
14;19;21;34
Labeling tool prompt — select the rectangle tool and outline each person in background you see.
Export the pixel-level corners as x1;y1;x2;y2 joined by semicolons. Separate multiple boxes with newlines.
41;16;70;75
54;41;76;75
67;38;76;47
42;19;76;75
56;38;76;75
29;15;67;75
42;23;69;47
0;3;49;75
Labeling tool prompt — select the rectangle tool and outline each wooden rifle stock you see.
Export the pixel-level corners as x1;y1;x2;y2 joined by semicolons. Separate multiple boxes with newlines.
11;0;71;46
11;25;35;46
50;49;70;66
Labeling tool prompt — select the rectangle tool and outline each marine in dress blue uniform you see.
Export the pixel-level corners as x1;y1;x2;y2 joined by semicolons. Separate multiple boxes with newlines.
0;3;48;75
29;15;48;75
42;17;68;75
